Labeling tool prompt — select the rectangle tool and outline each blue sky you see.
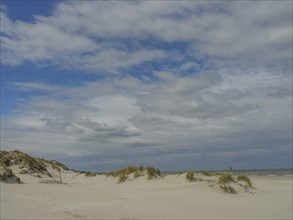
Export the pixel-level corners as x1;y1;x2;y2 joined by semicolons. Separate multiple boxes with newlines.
1;1;292;171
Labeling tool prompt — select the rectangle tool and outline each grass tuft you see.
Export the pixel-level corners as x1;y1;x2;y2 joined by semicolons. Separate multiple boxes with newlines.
186;171;194;182
237;175;253;188
117;174;128;183
220;184;237;194
85;171;97;177
200;171;214;176
146;166;161;180
218;173;234;184
0;165;22;183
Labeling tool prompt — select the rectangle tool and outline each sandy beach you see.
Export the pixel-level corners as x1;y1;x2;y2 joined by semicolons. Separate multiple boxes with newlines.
1;169;292;220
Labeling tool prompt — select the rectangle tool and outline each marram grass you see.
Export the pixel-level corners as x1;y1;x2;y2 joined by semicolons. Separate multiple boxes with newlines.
186;171;194;182
237;175;253;188
218;173;234;184
220;184;237;194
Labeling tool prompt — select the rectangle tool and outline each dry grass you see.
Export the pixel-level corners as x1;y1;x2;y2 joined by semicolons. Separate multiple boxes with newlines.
85;171;97;177
117;174;128;183
134;170;143;178
186;171;194;182
237;175;253;188
146;166;161;179
200;171;214;177
220;184;237;194
106;165;161;181
218;173;234;184
112;166;140;177
0;166;21;183
0;150;69;177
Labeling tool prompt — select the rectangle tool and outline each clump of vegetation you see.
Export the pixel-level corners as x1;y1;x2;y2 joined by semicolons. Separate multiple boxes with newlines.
0;150;71;179
134;170;144;178
218;173;234;184
0;166;21;183
85;171;97;177
237;175;253;188
186;171;194;182
213;172;228;176
106;165;160;181
42;159;69;171
117;173;128;183
106;172;115;177
0;166;13;179
220;184;237;194
146;166;161;180
200;171;214;177
194;177;203;182
1;150;42;174
113;166;140;177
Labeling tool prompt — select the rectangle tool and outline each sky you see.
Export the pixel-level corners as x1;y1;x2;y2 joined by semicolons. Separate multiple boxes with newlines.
0;1;292;172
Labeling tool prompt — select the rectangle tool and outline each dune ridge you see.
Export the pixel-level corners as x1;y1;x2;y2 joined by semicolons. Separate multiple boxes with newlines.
1;150;292;219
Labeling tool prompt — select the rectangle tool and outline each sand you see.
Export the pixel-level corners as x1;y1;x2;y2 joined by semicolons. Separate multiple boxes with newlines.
1;169;292;220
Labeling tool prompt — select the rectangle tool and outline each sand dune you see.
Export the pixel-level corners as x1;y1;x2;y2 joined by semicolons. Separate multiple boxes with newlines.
1;169;292;219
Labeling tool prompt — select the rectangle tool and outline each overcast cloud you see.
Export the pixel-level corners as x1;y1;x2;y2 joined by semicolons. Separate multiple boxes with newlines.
1;1;292;171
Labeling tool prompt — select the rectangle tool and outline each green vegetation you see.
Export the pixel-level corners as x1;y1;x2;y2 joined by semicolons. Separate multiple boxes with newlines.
134;170;143;178
0;166;13;178
111;166;140;177
2;151;40;173
0;165;21;183
186;171;194;182
118;174;128;183
218;173;234;184
0;150;71;178
146;166;161;179
237;175;253;188
220;184;237;194
85;171;97;177
104;165;161;181
200;171;214;176
41;158;69;171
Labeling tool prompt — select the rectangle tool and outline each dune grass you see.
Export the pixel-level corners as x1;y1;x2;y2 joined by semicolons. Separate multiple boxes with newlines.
134;170;144;178
237;175;253;188
186;171;194;182
0;166;21;183
218;173;234;184
112;166;141;177
220;184;237;194
146;166;161;179
200;171;214;177
106;165;161;181
85;171;97;177
118;173;128;183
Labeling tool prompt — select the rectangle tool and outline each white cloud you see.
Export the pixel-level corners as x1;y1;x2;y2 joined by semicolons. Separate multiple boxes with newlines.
0;1;291;170
1;1;291;71
9;82;60;92
2;67;292;169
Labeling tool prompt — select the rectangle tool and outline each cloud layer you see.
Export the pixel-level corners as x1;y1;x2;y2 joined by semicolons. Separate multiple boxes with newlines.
1;1;292;72
2;67;292;170
1;1;292;171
